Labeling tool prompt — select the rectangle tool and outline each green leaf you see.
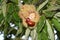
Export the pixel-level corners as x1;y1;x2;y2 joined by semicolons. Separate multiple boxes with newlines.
10;28;17;35
37;32;41;40
46;5;60;11
10;0;18;4
37;0;48;12
2;0;6;17
30;28;37;40
54;12;60;22
25;28;30;40
52;18;60;32
23;0;32;4
55;12;60;17
7;3;19;23
37;15;45;33
56;0;60;5
0;14;4;23
16;23;23;36
0;18;4;31
43;11;55;17
7;3;15;14
15;37;21;40
46;20;54;40
37;24;49;40
4;23;9;37
7;3;19;14
6;13;12;23
32;0;39;4
0;11;1;14
8;28;14;34
12;12;20;22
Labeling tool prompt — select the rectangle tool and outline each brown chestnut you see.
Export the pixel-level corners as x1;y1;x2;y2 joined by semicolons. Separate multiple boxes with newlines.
26;18;35;27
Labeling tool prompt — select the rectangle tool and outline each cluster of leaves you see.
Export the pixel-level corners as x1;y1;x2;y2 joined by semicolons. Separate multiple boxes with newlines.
36;0;60;40
0;0;25;40
0;0;60;40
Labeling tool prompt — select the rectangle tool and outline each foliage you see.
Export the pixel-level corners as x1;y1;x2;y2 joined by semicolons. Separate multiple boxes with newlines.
0;0;60;40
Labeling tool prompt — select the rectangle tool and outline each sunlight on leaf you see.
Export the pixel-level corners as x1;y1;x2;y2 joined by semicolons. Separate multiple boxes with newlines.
37;0;48;12
46;20;54;40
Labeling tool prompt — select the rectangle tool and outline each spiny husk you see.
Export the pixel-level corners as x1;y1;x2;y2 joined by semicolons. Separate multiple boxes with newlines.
19;4;40;29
